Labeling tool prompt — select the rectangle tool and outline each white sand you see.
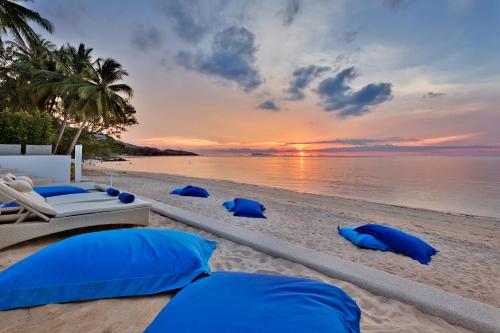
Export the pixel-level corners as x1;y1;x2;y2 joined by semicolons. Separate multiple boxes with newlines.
85;168;500;307
0;213;472;333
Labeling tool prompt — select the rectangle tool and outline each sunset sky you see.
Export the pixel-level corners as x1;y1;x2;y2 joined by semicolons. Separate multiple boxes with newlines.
29;0;500;156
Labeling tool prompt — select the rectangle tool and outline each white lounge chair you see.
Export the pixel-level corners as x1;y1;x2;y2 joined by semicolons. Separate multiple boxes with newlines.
0;180;150;250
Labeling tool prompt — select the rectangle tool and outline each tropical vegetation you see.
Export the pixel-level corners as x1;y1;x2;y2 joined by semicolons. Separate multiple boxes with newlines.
0;110;53;145
0;0;137;155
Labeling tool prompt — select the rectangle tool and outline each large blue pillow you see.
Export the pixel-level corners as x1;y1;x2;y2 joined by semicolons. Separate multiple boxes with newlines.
0;229;216;310
145;272;361;333
354;224;437;264
33;185;88;198
170;185;209;198
337;226;393;251
232;198;266;218
223;200;236;212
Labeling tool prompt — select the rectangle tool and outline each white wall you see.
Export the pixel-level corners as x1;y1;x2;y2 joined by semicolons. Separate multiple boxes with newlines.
0;155;71;182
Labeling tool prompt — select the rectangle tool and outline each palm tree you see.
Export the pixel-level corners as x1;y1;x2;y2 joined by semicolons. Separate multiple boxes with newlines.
0;0;53;45
51;43;93;153
8;35;55;68
64;58;135;154
7;36;57;112
30;43;94;153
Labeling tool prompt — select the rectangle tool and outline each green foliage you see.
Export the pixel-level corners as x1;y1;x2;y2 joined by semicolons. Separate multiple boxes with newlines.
0;110;54;145
0;0;53;45
0;7;138;155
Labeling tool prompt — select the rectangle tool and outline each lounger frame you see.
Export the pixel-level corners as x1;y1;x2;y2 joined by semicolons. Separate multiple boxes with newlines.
0;206;149;250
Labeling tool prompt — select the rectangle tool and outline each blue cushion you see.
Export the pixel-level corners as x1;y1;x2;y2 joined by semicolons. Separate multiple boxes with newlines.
354;224;438;264
222;200;235;212
118;192;135;203
145;272;361;333
106;187;120;197
232;198;266;218
170;185;209;198
0;229;216;310
33;185;88;198
0;201;18;208
337;226;393;251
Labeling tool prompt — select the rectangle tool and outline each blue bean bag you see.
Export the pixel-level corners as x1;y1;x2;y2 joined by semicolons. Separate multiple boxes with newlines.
145;272;361;333
222;200;236;212
337;226;393;251
33;185;88;198
354;224;438;264
224;198;266;218
170;185;209;198
0;229;216;310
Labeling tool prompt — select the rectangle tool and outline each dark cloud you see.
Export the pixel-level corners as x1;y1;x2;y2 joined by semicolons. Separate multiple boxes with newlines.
282;0;301;25
176;26;262;92
422;92;446;99
342;30;358;44
287;137;418;145
380;0;415;9
131;25;163;51
156;0;211;43
284;65;330;100
316;67;393;117
257;100;281;111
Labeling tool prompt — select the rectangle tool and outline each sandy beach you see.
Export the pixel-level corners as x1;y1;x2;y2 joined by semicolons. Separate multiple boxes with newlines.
85;168;500;308
0;212;473;333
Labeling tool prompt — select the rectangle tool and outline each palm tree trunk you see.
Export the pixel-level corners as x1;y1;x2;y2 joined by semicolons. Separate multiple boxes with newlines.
66;120;87;155
47;96;56;115
53;113;68;154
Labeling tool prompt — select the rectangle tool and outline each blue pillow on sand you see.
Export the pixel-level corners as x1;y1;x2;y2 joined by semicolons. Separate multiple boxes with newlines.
0;229;216;310
33;185;88;198
354;224;437;265
225;198;266;218
171;185;209;198
223;199;236;212
337;226;393;252
145;272;361;333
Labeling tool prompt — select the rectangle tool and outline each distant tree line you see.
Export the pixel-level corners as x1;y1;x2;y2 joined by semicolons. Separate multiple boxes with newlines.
0;0;137;155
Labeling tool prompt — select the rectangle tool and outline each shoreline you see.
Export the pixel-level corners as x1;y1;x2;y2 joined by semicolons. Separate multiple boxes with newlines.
93;163;500;222
85;167;500;307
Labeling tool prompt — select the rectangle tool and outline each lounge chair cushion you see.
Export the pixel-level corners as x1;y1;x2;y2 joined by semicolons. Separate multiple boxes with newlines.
33;185;88;198
0;229;216;310
0;180;58;215
354;224;438;264
118;192;135;203
233;198;266;218
170;185;209;198
145;272;361;333
337;226;393;251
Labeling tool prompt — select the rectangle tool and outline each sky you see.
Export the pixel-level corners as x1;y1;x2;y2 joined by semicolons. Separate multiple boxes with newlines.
28;0;500;156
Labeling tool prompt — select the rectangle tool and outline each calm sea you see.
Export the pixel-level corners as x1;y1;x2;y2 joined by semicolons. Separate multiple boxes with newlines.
94;156;500;219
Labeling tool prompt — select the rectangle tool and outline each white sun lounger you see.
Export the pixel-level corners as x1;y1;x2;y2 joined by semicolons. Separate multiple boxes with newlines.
0;180;150;250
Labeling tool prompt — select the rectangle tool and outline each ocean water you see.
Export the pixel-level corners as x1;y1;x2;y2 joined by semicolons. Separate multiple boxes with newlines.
95;156;500;219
